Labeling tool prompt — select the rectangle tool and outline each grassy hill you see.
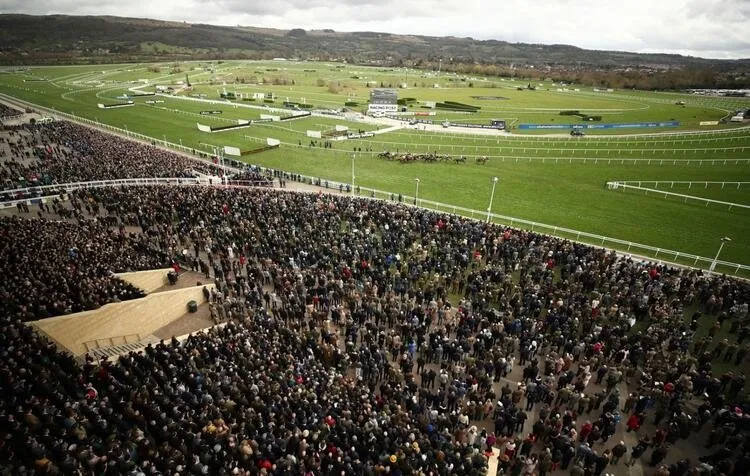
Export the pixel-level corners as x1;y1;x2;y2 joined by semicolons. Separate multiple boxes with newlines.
1;14;749;79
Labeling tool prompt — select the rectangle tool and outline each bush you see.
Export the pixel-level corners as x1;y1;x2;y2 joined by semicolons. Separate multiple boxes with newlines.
344;101;359;107
559;110;580;116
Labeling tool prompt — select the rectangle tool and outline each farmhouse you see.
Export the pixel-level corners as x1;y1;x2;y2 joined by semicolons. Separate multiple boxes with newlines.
367;88;398;116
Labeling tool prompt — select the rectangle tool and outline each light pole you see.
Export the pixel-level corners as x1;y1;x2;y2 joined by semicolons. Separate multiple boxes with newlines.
351;153;355;194
709;237;731;272
414;178;420;205
486;176;499;222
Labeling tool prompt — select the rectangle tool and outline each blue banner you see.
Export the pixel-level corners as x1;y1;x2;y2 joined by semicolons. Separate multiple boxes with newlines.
448;122;505;130
519;121;680;130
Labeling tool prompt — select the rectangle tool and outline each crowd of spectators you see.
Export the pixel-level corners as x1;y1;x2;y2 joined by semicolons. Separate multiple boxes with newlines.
0;208;168;320
0;103;23;118
227;168;274;187
0;121;225;191
0;182;749;475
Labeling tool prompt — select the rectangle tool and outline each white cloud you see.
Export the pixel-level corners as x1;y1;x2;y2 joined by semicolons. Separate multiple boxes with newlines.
1;0;749;58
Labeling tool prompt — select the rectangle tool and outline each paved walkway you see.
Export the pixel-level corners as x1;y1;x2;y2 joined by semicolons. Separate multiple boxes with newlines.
151;303;214;341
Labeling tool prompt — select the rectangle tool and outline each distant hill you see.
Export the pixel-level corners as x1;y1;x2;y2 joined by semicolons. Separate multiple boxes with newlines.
0;14;748;87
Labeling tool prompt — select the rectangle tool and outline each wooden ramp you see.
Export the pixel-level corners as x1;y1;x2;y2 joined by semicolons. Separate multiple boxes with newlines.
30;283;213;356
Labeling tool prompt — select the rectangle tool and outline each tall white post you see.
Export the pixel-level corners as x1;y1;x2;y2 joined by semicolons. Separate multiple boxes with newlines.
486;176;499;222
415;178;420;205
709;237;731;272
351;153;355;194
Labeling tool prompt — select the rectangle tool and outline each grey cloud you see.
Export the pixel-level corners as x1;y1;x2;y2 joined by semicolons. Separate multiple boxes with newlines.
0;0;748;58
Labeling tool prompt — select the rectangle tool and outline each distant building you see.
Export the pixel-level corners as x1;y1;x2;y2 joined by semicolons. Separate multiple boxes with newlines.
367;89;398;116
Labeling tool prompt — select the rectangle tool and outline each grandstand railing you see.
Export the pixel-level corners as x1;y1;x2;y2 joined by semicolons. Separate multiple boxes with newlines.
605;181;750;211
0;177;209;206
0;113;24;121
0;177;279;207
83;333;141;352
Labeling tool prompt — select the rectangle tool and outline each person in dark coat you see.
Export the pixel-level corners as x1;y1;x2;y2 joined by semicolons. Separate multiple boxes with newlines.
649;444;669;467
611;441;627;465
628;438;649;466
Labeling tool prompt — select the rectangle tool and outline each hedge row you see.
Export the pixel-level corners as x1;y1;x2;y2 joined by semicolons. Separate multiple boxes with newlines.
396;98;417;106
559;110;602;121
211;123;250;132
435;101;480;112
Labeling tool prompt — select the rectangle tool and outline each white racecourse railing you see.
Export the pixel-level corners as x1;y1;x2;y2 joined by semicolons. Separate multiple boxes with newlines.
606;181;750;211
1;94;748;276
608;180;750;189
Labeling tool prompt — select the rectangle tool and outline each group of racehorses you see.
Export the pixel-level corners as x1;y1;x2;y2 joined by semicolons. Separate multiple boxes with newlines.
377;151;489;165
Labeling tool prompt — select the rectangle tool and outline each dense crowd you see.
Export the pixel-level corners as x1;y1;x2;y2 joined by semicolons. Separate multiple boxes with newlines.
0;205;169;320
227;168;274;187
0;184;749;475
0;186;176;321
0;103;23;118
0;121;225;191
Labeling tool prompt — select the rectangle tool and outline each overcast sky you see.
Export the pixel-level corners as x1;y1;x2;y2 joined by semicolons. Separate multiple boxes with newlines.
3;0;750;59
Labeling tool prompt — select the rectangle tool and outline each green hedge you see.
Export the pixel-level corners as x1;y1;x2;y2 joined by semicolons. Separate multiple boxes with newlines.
397;98;417;105
435;101;480;112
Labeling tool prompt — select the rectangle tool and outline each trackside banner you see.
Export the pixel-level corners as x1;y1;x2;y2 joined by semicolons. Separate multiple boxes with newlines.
519;121;680;130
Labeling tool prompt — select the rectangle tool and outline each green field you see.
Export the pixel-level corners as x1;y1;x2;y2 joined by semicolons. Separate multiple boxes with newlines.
1;60;749;273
